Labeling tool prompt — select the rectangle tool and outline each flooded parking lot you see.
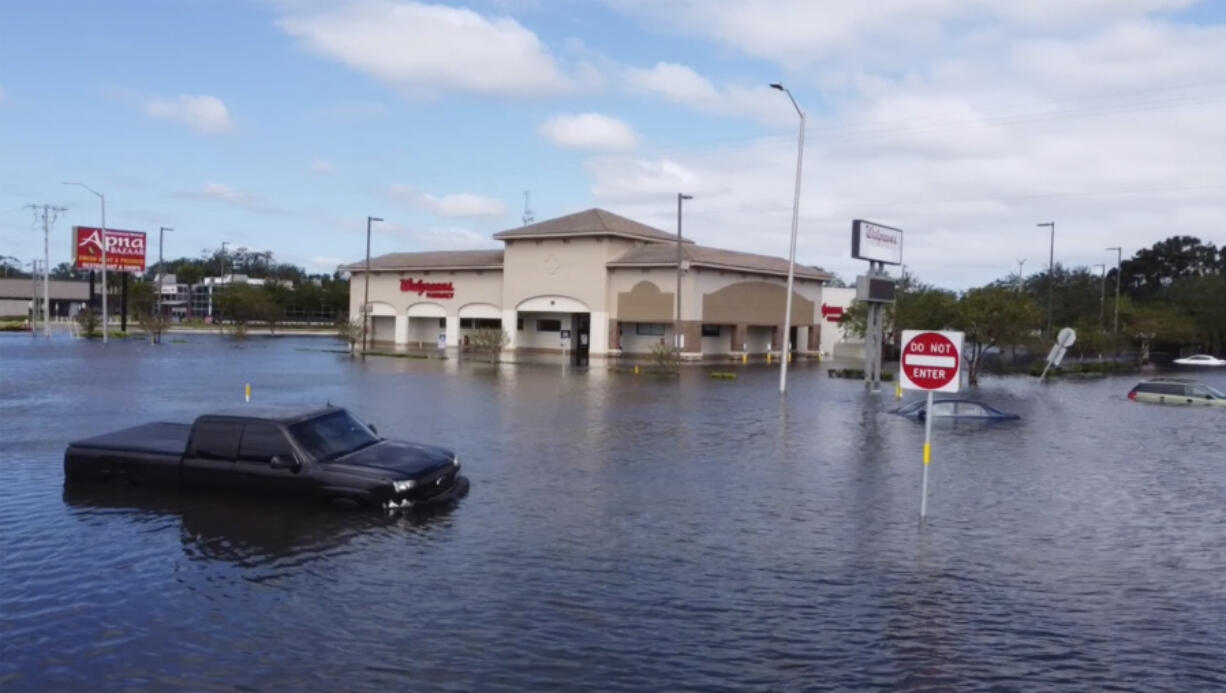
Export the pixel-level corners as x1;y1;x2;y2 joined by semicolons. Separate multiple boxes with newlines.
2;334;1224;691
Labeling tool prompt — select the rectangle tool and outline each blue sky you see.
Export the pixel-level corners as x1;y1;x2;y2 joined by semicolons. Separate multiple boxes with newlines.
2;0;1224;287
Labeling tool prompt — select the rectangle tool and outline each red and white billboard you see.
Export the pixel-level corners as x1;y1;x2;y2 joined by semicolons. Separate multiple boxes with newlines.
73;226;147;273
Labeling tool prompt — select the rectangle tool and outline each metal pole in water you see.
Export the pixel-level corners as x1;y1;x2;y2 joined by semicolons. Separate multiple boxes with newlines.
245;383;251;403
920;389;934;520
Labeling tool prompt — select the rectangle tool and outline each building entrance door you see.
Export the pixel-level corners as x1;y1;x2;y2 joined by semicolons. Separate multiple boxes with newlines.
572;313;590;365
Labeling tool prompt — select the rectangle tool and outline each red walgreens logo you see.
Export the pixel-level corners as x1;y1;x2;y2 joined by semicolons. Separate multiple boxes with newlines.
400;278;455;299
820;303;845;322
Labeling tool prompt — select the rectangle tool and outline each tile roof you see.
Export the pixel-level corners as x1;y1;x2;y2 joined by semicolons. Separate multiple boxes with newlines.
493;208;690;244
341;249;504;272
607;244;832;281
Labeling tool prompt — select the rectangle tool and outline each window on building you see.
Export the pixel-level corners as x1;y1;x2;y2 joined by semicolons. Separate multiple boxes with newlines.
537;319;562;332
238;424;295;464
473;318;501;329
701;324;721;337
517;318;524;331
636;323;665;336
191;420;243;461
438;318;446;328
460;318;473;329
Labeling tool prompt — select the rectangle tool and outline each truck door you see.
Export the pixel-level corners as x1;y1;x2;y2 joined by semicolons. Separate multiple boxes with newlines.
236;423;310;496
181;419;244;489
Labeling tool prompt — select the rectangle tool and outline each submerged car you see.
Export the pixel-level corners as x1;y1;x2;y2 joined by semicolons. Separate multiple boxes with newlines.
891;398;1020;421
1127;378;1226;406
1172;354;1226;367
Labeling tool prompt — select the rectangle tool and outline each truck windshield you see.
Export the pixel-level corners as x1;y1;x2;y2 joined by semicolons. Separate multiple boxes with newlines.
289;410;379;463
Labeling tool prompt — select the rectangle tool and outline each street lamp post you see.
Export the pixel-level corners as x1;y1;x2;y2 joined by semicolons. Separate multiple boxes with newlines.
1107;246;1122;336
675;193;692;352
158;227;173;318
1037;222;1055;336
771;82;805;395
1093;263;1106;329
63;182;108;344
1016;258;1026;293
362;215;383;354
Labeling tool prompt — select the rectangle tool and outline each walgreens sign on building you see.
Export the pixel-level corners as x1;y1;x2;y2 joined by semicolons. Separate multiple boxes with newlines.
72;226;147;273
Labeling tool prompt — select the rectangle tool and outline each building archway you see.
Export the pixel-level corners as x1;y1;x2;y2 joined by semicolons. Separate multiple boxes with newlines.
364;301;397;343
515;295;591;363
406;302;447;346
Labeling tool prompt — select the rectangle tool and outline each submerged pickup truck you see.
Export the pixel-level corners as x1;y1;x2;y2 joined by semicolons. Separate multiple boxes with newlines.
64;406;468;511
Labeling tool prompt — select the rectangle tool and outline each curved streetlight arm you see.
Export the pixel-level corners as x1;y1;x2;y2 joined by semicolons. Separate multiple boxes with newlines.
770;83;804;119
771;82;806;394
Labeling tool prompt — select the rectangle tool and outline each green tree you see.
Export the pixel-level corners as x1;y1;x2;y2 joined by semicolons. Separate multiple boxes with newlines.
954;288;1043;385
467;328;509;363
1118;236;1222;300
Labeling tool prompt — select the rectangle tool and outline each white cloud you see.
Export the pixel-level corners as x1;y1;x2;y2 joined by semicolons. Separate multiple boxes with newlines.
610;0;1198;69
145;94;232;133
386;185;506;218
278;0;586;97
539;113;638;151
585;15;1226;290
180;182;281;214
310;159;335;175
623;62;792;124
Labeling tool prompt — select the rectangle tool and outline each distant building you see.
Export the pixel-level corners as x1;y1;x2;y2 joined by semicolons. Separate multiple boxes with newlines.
342;208;849;362
189;274;291;321
0;278;89;319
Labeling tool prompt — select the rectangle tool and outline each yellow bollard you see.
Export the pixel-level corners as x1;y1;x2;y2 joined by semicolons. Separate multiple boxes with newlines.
787;352;792;363
767;352;772;364
633;365;639;375
244;383;251;403
742;353;748;364
895;381;903;399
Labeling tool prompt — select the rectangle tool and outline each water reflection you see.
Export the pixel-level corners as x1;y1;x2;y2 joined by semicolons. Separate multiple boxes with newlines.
61;483;460;567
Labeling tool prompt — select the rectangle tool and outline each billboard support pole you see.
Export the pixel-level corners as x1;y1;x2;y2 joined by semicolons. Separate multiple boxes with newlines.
120;272;128;332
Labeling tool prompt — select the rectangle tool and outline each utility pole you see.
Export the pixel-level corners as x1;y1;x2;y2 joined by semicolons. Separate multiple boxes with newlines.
1037;222;1055;336
27;204;67;337
675;193;692;352
1093;264;1106;329
1107;246;1122;336
1016;259;1026;293
28;260;39;334
362;216;383;354
522;191;534;226
158;227;173;318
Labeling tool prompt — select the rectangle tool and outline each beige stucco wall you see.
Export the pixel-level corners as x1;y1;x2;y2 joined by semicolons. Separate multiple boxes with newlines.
606;268;678;322
690;268;822;326
349;269;503;319
502;237;641;312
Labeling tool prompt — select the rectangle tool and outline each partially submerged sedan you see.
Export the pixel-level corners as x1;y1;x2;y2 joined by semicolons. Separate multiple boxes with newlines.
891;398;1020;422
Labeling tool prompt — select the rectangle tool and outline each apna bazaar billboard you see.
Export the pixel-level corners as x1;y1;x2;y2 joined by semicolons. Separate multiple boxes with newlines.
72;226;147;273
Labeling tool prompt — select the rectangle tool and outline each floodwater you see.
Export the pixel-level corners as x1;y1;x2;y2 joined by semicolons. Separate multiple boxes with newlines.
2;334;1224;691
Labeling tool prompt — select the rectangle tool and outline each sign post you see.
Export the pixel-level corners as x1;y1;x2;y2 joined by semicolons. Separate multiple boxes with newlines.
851;220;902;391
899;329;964;521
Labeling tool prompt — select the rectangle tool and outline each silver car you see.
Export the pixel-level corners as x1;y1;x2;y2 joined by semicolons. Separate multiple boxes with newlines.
1127;378;1226;406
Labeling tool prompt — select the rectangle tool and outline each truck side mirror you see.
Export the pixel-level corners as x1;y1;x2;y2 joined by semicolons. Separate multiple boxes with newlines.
270;455;300;472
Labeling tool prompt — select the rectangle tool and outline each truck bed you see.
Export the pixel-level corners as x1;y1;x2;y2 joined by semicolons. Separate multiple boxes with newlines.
69;422;191;457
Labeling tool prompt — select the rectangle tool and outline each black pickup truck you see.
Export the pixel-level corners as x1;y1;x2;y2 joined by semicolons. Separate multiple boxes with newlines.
64;406;468;511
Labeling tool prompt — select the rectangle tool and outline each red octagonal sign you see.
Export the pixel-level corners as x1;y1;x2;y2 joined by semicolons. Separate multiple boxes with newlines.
900;330;964;392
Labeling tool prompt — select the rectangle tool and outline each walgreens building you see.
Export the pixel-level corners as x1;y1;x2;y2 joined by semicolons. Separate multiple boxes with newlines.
344;209;840;363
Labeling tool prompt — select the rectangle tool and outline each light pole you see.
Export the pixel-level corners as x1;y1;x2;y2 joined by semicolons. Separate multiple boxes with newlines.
1107;246;1122;336
158;227;173;318
1037;222;1055;336
63;182;108;344
675;193;692;352
1016;258;1026;293
771;82;805;394
362;215;383;353
1093;263;1106;329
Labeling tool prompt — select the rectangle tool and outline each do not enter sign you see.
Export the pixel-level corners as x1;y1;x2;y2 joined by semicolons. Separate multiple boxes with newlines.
899;330;964;392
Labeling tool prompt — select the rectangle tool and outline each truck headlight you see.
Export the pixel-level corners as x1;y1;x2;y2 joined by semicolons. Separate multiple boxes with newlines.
392;479;416;493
